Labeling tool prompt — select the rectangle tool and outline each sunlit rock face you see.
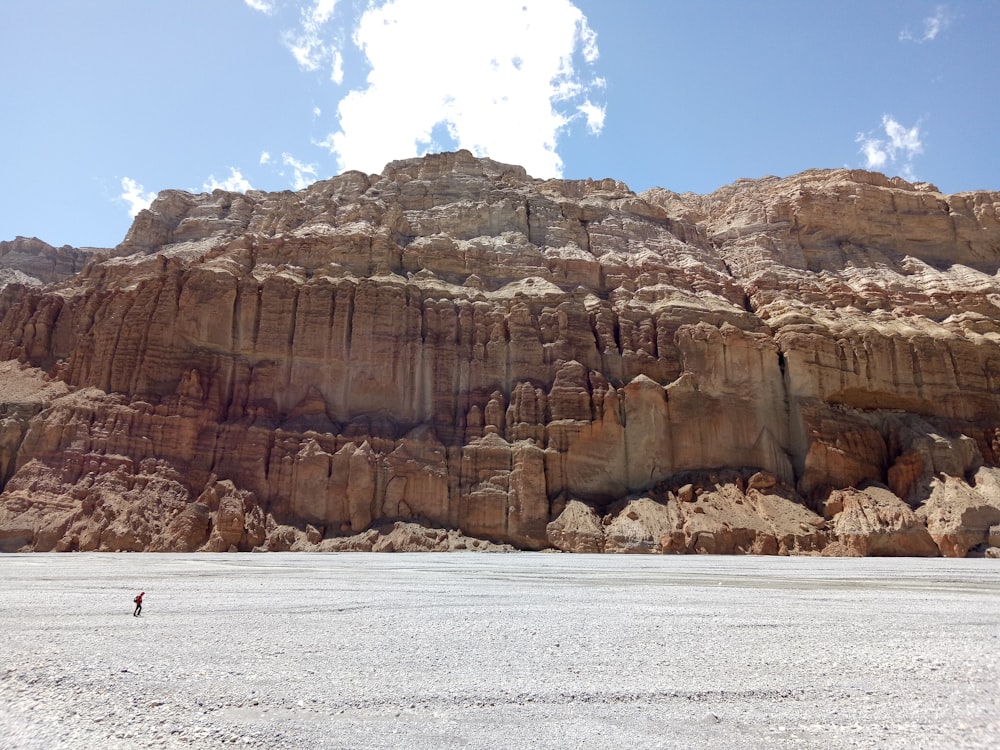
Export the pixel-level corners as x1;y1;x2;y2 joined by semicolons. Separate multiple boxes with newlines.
2;150;1000;555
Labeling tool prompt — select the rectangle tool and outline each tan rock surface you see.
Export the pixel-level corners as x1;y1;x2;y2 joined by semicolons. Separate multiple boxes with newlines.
544;473;827;555
603;496;677;554
826;486;938;556
670;481;828;556
546;499;605;553
2;153;1000;554
917;468;1000;557
0;236;105;290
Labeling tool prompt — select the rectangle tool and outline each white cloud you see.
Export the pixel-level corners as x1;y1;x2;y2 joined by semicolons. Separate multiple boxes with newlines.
259;151;272;165
858;139;888;170
283;0;342;79
856;115;924;179
120;177;157;218
883;117;923;156
312;0;337;24
244;0;275;13
577;100;606;135
203;167;253;193
331;49;344;85
282;153;319;189
319;0;604;179
899;5;953;43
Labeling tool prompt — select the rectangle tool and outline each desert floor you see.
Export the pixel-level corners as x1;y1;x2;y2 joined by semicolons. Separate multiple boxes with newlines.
1;552;998;749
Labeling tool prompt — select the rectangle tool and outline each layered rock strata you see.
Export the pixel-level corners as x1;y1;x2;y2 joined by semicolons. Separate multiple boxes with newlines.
0;237;105;290
1;151;999;555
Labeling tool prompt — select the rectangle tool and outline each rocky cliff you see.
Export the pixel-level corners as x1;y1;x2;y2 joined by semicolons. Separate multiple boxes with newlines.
1;150;999;555
0;237;105;291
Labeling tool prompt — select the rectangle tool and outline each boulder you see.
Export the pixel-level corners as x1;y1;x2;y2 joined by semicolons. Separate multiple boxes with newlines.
546;500;605;552
827;486;938;556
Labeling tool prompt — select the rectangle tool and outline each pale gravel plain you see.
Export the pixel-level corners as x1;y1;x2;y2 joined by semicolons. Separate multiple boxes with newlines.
0;553;998;750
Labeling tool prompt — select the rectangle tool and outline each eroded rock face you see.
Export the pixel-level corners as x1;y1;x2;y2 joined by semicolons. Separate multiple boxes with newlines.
825;486;938;557
917;469;1000;557
0;237;105;291
2;151;1000;554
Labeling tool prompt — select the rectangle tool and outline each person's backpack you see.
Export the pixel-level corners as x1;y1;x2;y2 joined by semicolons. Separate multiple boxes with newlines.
134;595;141;603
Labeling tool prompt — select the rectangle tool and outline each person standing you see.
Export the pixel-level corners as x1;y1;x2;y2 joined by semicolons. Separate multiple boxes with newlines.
133;591;144;617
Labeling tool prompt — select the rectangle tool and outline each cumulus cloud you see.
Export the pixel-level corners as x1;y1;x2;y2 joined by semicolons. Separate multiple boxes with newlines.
259;151;272;165
282;153;319;189
203;167;253;193
899;5;953;43
856;115;924;179
120;177;157;217
319;0;605;179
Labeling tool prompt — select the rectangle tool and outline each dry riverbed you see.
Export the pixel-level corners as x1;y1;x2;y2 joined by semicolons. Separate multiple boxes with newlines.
1;553;998;749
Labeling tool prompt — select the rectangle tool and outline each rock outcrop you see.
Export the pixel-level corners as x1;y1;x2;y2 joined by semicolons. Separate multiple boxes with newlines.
1;151;999;555
0;237;105;291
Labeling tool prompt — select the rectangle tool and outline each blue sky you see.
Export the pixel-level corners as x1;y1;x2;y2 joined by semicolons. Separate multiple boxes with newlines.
1;1;997;248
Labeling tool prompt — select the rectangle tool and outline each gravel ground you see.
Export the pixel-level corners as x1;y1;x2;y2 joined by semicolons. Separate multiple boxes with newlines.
1;553;998;749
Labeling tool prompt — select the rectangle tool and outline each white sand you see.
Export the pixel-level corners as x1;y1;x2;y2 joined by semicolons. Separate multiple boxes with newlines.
1;553;998;749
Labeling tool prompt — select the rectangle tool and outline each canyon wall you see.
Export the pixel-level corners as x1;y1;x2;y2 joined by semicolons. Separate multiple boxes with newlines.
1;151;999;555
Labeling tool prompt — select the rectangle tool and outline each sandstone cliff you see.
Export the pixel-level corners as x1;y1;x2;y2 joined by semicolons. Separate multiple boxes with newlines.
0;237;106;291
1;151;999;555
